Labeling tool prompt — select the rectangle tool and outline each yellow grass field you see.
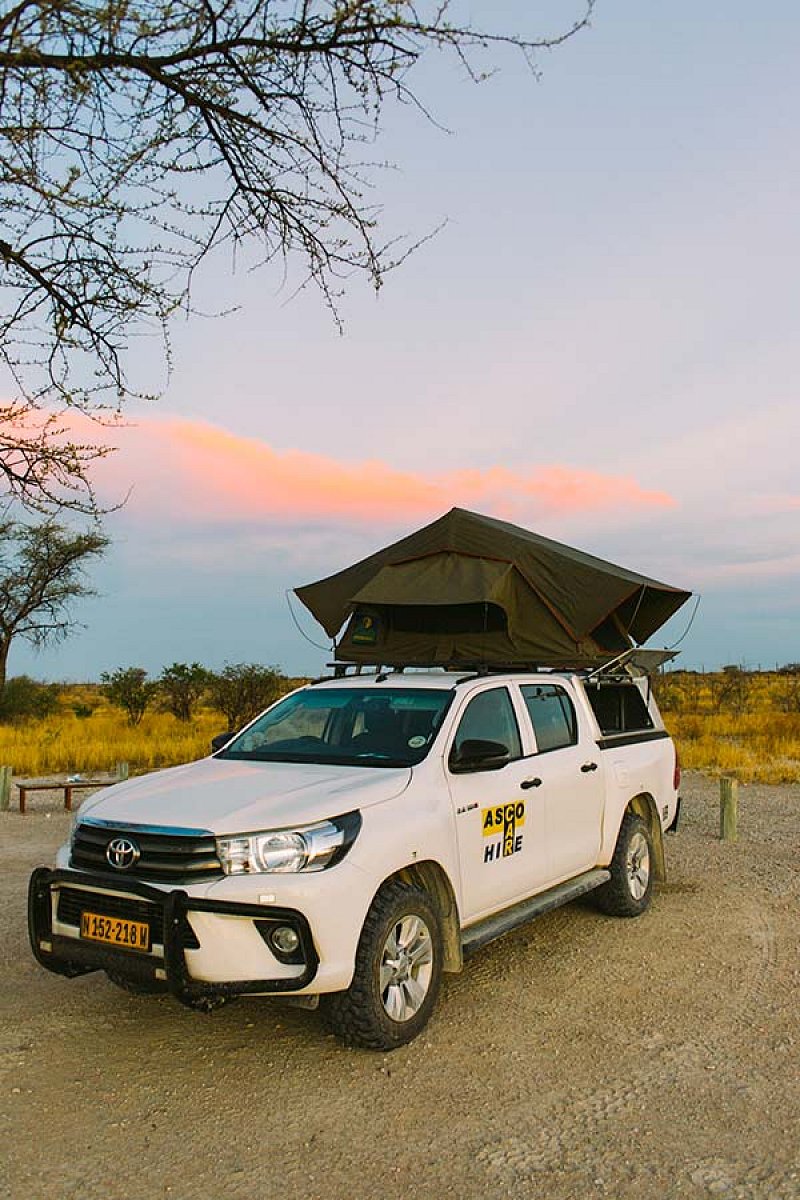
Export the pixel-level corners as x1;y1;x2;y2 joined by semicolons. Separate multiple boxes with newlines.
657;669;800;783
666;711;800;784
0;674;798;783
0;703;222;777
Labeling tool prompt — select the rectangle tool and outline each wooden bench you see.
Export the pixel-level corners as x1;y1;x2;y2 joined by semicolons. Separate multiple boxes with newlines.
16;777;118;815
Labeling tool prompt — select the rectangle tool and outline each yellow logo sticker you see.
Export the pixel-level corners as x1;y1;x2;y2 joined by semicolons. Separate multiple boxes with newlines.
480;801;525;863
481;802;526;836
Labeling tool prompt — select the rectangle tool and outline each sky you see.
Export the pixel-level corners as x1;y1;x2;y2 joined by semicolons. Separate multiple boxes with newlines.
8;0;800;681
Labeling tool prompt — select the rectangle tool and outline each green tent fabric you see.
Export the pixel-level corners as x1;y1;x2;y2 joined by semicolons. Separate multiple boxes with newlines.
294;508;691;667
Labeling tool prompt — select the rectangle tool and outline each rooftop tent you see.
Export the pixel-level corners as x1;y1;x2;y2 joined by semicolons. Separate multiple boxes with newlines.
294;508;692;668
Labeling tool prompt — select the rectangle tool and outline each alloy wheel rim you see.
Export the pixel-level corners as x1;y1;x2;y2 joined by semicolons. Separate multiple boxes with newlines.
626;831;651;900
379;914;434;1022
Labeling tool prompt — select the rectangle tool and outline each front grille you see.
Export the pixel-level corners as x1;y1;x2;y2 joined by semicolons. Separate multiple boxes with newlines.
56;887;200;949
71;822;223;883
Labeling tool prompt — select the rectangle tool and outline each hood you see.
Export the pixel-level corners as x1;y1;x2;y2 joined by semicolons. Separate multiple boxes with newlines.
76;756;412;835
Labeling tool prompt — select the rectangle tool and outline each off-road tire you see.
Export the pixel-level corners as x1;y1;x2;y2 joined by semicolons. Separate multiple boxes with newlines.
105;970;168;996
593;812;654;917
322;879;443;1051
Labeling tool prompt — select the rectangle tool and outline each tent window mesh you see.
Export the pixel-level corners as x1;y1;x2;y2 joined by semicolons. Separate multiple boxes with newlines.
387;602;508;636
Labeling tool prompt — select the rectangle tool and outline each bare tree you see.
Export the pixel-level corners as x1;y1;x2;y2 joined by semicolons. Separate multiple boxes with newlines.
0;519;109;689
774;664;800;714
0;0;593;510
711;665;750;715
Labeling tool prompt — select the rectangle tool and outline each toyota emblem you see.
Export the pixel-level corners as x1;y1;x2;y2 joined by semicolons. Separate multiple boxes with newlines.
106;836;140;871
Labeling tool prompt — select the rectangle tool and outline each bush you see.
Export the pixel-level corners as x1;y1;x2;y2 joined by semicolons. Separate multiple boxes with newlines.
207;663;285;731
158;662;210;722
101;667;159;726
0;675;61;723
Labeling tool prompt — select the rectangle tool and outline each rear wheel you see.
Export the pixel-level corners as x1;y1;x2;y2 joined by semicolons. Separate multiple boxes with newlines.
322;879;443;1050
593;812;654;917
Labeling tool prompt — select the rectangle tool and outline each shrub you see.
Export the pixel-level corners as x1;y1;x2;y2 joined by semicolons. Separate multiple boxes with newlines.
0;675;61;723
101;667;159;726
158;662;210;722
206;663;286;731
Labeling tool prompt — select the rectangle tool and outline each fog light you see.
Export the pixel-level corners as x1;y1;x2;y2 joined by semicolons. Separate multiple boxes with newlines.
271;926;300;955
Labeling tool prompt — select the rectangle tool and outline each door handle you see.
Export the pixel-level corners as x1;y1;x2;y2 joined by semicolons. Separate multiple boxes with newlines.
581;762;599;773
520;777;542;789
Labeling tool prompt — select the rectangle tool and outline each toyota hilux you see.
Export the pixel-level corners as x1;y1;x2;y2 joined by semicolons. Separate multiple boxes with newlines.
29;666;680;1049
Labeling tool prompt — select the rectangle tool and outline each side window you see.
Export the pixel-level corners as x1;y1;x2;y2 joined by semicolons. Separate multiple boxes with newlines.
585;684;654;735
620;686;654;731
521;684;578;753
451;688;522;762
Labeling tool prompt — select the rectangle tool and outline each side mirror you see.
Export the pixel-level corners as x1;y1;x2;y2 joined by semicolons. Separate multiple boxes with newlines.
449;738;511;774
211;731;234;754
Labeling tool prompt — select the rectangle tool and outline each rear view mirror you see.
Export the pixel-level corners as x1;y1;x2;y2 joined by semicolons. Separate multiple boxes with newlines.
211;731;234;754
449;738;511;774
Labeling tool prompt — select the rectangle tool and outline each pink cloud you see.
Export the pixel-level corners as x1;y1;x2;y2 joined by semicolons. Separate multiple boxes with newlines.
751;494;800;515
56;410;676;525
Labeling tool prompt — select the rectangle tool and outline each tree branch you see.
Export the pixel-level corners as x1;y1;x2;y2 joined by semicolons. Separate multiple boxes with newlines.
0;0;594;513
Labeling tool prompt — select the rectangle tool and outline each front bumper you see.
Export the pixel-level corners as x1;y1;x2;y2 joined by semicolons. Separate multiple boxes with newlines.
28;867;319;1005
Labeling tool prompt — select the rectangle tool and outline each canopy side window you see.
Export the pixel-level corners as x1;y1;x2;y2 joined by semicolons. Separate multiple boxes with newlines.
450;687;522;763
520;684;578;753
585;683;654;735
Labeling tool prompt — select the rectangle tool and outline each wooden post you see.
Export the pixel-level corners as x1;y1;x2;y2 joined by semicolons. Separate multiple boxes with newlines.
720;775;738;842
116;761;129;781
0;766;11;812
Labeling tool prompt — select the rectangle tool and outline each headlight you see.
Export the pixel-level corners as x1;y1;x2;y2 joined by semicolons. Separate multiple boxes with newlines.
216;811;361;876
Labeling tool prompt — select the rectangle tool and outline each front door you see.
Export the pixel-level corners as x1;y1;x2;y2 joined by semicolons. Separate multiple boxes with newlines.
446;686;550;923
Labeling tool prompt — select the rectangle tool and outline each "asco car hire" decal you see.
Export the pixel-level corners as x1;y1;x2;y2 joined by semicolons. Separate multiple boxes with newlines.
481;801;525;863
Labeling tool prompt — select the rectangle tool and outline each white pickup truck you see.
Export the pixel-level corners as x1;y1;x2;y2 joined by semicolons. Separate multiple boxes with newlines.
29;667;680;1049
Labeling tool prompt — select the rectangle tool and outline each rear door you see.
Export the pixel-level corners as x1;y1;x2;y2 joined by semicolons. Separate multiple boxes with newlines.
515;682;605;883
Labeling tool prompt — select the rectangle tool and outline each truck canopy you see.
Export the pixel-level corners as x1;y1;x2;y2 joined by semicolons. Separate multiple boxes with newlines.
294;507;691;668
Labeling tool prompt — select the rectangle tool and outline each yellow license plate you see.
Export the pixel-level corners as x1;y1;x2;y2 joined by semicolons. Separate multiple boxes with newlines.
80;910;151;952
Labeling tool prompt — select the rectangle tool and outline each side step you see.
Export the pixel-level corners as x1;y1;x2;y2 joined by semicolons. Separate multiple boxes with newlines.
461;868;611;959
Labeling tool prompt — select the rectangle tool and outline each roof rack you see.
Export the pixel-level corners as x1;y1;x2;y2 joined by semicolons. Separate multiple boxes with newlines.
313;651;678;685
325;660;553;676
321;660;592;681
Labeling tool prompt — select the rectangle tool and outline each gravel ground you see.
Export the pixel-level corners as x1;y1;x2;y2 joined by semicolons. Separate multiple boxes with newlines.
1;771;798;1200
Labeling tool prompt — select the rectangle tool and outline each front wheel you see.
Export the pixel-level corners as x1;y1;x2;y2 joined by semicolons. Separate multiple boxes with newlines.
322;880;443;1050
593;812;654;917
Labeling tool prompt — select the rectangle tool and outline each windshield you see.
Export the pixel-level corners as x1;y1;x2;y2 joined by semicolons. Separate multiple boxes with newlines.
217;687;454;767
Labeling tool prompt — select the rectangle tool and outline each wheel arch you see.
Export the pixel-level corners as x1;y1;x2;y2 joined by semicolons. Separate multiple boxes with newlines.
625;793;666;882
389;860;463;974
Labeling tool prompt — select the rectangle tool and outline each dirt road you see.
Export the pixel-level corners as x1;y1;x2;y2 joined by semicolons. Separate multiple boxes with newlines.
1;772;798;1200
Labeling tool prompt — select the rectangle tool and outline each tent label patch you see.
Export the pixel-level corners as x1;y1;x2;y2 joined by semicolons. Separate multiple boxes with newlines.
481;802;525;863
351;613;379;645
